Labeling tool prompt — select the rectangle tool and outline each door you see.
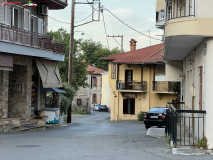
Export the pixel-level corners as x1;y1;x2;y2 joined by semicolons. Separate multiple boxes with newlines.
123;98;135;114
125;70;133;89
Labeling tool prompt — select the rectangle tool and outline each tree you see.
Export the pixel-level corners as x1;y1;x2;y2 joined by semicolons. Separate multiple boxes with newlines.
48;28;87;90
79;39;120;70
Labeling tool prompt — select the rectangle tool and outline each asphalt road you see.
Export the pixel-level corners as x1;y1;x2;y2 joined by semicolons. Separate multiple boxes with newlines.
0;111;213;160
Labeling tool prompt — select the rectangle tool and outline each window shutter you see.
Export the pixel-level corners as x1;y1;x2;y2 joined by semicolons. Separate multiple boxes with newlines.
23;8;30;31
38;18;43;34
11;6;14;26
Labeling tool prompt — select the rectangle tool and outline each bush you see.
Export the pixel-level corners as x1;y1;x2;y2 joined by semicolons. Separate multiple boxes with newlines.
137;111;146;121
196;137;208;149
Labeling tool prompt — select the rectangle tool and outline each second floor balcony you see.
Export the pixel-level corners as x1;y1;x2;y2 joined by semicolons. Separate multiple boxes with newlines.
0;23;64;54
153;81;180;93
117;80;147;92
166;0;195;21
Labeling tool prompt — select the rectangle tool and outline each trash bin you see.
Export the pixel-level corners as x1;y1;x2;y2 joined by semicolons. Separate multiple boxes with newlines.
40;108;60;124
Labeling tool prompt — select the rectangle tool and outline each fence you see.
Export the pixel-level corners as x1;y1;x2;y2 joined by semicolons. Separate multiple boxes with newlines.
166;103;206;146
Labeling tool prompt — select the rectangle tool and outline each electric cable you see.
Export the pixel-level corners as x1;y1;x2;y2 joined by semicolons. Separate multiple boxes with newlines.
102;11;110;50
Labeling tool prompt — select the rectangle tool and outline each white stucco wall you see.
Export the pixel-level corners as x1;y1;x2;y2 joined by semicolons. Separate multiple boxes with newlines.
165;63;182;82
204;39;213;149
101;72;111;109
196;0;213;18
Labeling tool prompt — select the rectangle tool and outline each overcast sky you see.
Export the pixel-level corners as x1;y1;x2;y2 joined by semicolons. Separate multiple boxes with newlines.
48;0;163;52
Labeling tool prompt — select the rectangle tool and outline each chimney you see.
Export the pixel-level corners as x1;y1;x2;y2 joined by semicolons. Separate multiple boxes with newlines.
130;39;137;51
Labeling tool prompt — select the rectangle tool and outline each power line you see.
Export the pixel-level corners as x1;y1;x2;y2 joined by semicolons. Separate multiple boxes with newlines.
48;15;71;24
102;12;110;50
103;7;162;41
75;13;92;23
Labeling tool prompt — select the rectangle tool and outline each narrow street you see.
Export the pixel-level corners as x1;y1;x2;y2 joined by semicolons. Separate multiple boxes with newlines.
0;111;212;160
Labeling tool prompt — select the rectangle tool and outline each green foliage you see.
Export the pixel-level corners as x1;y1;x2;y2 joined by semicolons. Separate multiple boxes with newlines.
196;137;208;149
137;111;146;121
60;83;75;114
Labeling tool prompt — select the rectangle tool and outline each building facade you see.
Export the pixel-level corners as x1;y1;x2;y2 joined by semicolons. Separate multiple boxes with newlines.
156;0;213;148
102;40;179;121
101;72;111;110
0;0;67;132
72;65;107;111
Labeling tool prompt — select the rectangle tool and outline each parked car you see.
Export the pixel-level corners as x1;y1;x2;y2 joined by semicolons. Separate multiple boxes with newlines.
99;105;108;112
93;104;101;111
144;107;168;129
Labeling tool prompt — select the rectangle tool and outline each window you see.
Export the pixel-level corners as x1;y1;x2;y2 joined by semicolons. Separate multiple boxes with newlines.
156;9;165;22
77;99;81;106
92;94;97;104
0;71;3;90
111;63;116;79
123;98;135;114
92;77;97;88
155;64;165;76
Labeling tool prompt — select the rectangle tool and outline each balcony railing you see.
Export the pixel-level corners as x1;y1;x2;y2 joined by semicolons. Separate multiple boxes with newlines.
166;0;195;20
0;23;64;53
117;80;147;91
153;81;180;93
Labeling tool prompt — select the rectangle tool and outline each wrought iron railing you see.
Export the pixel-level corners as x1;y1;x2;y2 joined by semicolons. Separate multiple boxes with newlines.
153;81;180;93
117;80;147;91
166;102;206;146
166;0;195;20
0;23;64;53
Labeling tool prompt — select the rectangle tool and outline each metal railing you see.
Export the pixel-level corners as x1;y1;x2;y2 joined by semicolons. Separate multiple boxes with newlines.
0;23;64;53
166;0;195;20
166;102;206;146
153;81;180;93
117;80;147;91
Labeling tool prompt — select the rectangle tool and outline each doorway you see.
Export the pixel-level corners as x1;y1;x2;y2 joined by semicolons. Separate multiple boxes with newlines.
125;70;133;89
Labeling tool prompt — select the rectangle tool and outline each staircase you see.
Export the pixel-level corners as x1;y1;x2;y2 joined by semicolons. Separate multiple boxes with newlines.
10;119;46;132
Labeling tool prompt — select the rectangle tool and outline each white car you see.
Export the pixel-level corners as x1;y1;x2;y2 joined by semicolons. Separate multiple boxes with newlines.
93;104;101;111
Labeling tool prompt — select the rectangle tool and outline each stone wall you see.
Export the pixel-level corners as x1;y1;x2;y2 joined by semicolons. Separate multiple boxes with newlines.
0;71;9;118
8;56;32;119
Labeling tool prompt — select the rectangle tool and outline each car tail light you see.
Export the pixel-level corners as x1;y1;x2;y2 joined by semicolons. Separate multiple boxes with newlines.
162;114;166;119
144;113;147;119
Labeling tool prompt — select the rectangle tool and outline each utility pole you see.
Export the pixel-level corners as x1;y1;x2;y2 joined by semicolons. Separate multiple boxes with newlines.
107;35;124;52
67;0;75;123
67;0;101;123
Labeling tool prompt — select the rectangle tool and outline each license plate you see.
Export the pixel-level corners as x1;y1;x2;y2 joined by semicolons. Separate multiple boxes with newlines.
150;116;158;118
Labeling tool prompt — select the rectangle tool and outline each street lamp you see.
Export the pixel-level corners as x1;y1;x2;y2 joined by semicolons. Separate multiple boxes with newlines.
75;31;85;35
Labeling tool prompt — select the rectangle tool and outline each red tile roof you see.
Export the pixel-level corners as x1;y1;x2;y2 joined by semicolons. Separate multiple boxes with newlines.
86;65;107;74
101;44;164;64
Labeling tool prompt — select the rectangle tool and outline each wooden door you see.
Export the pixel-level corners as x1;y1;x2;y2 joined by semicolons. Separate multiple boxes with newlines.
125;70;133;89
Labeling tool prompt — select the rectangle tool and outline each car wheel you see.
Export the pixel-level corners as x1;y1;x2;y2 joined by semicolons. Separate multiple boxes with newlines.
145;124;150;129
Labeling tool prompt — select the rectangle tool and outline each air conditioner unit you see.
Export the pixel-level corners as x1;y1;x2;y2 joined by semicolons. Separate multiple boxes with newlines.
38;4;48;16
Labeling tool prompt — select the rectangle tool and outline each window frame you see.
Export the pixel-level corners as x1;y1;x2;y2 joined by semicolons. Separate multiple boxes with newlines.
77;99;81;106
92;94;97;104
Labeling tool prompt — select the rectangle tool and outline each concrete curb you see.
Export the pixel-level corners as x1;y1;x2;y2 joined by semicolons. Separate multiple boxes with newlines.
172;148;213;156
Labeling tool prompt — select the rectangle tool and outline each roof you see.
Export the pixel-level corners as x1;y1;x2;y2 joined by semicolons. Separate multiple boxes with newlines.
86;65;107;74
101;44;164;64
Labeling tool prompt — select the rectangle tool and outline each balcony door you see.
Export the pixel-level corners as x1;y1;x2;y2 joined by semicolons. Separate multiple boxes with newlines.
125;70;133;89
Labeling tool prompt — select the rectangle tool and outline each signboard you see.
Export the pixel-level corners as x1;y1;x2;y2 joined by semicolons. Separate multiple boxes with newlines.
123;93;137;98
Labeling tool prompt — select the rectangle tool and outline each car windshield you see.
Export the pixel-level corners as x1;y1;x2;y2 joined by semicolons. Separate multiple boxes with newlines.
148;108;167;113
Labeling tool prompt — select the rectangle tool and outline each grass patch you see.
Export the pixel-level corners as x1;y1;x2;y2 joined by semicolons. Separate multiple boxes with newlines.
72;111;88;115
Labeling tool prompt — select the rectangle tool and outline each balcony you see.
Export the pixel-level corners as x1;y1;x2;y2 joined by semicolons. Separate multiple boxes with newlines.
0;23;64;54
35;0;68;9
164;0;213;60
166;0;195;21
153;81;180;94
117;81;147;92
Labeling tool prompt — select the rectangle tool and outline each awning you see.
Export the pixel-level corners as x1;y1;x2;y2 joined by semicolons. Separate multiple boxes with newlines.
0;53;13;71
36;59;62;88
41;88;66;93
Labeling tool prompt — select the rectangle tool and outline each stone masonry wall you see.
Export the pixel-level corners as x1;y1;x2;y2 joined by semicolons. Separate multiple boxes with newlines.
8;56;32;119
0;71;9;118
